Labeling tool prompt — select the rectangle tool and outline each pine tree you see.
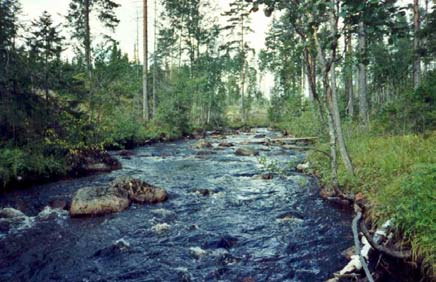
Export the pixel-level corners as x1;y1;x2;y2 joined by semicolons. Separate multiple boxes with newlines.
27;11;64;104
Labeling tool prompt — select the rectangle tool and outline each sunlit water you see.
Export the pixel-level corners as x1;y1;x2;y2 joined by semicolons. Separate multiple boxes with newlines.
0;130;352;281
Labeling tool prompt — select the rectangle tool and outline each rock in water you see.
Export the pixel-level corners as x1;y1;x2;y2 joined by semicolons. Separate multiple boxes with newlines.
235;147;259;156
194;140;212;149
218;141;234;148
0;208;26;219
70;186;130;217
111;178;168;204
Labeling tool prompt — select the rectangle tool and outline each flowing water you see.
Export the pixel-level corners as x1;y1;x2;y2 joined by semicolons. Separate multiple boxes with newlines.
0;130;352;282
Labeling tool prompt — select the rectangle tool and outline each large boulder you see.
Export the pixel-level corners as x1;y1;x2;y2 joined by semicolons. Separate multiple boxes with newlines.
235;147;259;156
112;178;168;204
70;178;168;217
70;186;130;217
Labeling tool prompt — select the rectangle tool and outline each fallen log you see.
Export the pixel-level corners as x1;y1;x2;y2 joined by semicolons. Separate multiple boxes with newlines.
359;220;412;259
271;137;318;143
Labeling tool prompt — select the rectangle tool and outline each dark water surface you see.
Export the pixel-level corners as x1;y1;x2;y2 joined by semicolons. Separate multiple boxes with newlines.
0;130;352;282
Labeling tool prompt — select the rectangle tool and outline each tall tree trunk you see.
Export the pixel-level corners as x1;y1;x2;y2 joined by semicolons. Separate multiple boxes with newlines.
331;61;354;175
240;14;246;124
304;48;324;125
358;21;368;126
345;32;354;118
413;0;421;88
143;0;149;121
313;3;355;176
84;0;91;80
152;0;157;118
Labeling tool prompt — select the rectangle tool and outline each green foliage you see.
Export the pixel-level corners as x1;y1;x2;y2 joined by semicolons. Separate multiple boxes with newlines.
376;164;436;273
0;146;67;187
376;71;436;134
306;130;436;275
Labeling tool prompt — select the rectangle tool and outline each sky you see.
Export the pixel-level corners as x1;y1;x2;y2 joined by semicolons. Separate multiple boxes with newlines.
20;0;272;61
20;0;274;95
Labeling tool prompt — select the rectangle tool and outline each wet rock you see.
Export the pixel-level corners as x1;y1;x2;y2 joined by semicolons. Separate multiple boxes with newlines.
261;173;273;180
276;212;304;224
112;178;168;204
37;206;69;220
93;239;131;257
235;147;259;156
83;162;113;173
113;238;130;252
70;186;130;217
151;223;171;233
0;208;34;232
49;199;69;210
341;246;355;260
0;208;26;219
189;246;207;258
195;140;212;149
190;188;216;196
205;235;238;249
296;162;310;172
118;150;134;157
218;141;234;148
196;150;216;156
254;134;266;138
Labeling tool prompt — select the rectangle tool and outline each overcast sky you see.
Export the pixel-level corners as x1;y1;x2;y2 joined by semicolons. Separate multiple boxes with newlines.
20;0;272;60
19;0;274;95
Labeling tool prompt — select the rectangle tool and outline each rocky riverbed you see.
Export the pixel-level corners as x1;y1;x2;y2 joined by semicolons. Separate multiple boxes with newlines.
0;129;352;281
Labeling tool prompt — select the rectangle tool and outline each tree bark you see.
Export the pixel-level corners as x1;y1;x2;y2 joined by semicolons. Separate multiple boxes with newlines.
413;0;421;88
345;32;354;118
358;21;369;126
152;0;157;118
331;61;355;175
143;0;149;121
84;0;91;80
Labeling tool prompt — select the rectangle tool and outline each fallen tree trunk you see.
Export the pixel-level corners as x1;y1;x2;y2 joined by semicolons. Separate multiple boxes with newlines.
359;220;412;259
351;206;375;282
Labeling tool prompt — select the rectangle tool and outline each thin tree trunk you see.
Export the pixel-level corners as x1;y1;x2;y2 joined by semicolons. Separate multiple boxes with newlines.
358;21;368;126
143;0;149;121
331;61;355;175
152;0;157;118
345;32;354;118
84;0;91;80
240;14;246;124
413;0;421;88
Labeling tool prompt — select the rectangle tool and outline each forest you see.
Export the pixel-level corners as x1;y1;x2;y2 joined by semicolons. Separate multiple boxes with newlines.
0;0;436;281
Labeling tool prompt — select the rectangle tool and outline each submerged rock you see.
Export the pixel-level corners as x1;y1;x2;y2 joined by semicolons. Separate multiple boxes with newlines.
195;140;212;149
235;147;259;156
70;186;130;217
190;188;216;196
218;141;234;148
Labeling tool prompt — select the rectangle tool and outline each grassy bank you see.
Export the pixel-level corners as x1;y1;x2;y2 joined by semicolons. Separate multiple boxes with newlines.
293;126;436;276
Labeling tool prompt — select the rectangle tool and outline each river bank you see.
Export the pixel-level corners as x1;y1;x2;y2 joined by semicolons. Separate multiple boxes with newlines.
294;129;436;281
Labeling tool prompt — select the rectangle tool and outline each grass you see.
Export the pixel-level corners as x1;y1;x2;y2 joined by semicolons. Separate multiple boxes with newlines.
307;130;436;276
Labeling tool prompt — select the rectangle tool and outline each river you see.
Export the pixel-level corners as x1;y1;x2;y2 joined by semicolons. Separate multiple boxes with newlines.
0;129;352;282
